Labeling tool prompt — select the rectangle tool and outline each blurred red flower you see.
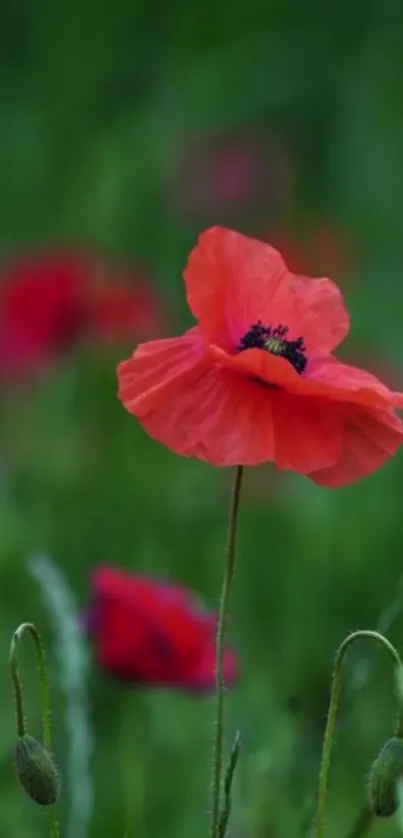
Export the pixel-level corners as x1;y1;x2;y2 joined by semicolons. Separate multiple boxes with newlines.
90;282;162;344
83;566;238;692
0;250;163;379
0;253;86;377
118;226;403;487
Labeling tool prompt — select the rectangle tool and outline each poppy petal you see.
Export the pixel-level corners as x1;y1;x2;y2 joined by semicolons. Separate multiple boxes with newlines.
303;357;403;408
184;226;349;354
209;344;300;390
120;335;342;470
274;273;350;354
122;357;275;465
118;327;206;415
271;389;342;473
209;346;402;411
184;226;288;349
309;406;403;487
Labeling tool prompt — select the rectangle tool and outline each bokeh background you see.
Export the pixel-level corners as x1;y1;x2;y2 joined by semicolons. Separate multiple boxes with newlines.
2;4;403;836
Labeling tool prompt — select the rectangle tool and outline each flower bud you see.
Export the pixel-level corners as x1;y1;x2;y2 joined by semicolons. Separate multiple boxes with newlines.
368;736;403;817
14;735;59;806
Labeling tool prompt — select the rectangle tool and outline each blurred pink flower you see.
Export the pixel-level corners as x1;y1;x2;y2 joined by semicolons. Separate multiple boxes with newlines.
174;133;293;216
0;250;164;379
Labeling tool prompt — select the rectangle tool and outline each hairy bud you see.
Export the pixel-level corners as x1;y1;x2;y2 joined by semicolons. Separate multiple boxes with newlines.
15;735;59;806
368;736;403;817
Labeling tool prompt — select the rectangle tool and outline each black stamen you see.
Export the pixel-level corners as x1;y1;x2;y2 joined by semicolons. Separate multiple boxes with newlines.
237;320;307;375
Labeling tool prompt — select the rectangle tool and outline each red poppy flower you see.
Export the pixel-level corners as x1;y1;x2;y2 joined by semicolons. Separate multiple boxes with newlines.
118;227;403;487
0;250;163;378
83;566;238;692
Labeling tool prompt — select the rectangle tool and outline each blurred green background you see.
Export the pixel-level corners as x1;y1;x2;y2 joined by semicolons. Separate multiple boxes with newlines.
2;3;403;836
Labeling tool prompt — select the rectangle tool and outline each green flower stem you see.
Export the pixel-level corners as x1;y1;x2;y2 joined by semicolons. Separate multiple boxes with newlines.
210;466;243;838
10;622;52;751
218;730;241;838
9;630;26;738
315;630;403;838
48;810;61;838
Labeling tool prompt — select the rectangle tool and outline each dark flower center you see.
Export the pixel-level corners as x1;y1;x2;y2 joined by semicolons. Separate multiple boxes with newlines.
237;321;307;375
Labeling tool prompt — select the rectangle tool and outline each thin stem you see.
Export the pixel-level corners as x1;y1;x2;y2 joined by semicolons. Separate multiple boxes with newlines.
218;730;241;838
9;631;26;737
48;810;61;838
315;630;402;838
11;623;52;751
210;466;243;838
